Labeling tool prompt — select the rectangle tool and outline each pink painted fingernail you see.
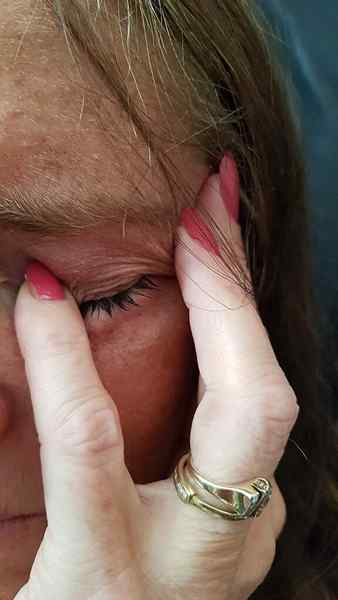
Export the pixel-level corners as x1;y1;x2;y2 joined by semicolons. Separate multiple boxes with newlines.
180;207;221;257
25;261;65;300
219;154;240;223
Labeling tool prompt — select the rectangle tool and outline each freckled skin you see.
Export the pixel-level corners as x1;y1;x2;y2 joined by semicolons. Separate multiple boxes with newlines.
0;2;210;597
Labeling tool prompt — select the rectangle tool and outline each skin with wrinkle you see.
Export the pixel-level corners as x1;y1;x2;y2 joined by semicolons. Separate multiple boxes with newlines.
0;2;206;233
0;2;206;597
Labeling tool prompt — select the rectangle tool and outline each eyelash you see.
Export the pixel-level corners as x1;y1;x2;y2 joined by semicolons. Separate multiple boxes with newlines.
79;276;158;319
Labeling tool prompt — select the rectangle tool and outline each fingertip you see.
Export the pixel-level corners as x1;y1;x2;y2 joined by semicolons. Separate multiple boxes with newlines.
14;279;34;324
14;271;82;363
219;153;240;223
24;261;65;301
178;207;222;257
195;172;237;234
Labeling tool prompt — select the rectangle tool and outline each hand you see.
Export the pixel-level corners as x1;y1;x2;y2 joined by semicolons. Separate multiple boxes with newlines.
13;159;299;600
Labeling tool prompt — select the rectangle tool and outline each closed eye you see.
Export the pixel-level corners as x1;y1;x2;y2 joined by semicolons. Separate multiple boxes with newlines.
79;275;158;319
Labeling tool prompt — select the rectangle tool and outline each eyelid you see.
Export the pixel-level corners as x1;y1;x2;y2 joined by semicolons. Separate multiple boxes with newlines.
71;276;142;305
79;275;158;319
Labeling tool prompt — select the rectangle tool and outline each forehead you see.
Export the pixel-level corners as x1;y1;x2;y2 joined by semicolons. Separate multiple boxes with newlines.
0;2;155;227
0;1;204;233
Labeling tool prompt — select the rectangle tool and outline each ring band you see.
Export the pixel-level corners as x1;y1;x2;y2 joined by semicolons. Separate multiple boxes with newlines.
173;453;272;521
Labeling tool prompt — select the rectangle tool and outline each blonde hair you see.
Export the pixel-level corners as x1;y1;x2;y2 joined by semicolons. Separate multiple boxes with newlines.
44;2;338;598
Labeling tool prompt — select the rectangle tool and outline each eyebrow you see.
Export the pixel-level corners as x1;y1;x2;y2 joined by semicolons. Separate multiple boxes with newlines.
0;180;176;235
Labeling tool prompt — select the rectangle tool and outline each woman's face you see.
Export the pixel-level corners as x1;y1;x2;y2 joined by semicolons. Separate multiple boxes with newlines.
0;2;209;596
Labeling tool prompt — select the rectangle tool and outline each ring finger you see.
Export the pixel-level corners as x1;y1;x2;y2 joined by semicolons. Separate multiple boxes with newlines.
175;156;299;506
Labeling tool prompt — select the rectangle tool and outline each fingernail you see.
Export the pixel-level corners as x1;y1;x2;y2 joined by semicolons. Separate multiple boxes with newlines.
219;154;240;223
180;207;221;257
25;261;65;300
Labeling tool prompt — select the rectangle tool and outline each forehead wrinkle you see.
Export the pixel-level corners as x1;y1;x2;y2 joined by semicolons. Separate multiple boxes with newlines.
0;130;179;233
0;1;194;236
0;179;176;234
0;138;181;234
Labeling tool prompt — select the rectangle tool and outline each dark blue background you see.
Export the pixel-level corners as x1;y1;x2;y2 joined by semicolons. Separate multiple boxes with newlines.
259;1;338;417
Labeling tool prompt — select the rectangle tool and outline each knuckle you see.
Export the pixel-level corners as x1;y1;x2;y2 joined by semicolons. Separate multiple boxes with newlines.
247;384;299;463
46;391;122;462
257;380;299;431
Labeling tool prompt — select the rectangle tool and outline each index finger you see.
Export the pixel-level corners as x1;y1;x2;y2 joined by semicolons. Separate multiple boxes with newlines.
14;267;138;551
175;159;299;484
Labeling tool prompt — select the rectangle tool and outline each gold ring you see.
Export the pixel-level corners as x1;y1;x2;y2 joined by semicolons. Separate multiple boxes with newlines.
173;452;272;521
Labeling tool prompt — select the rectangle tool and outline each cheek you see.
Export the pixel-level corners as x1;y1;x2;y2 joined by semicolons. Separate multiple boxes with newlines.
86;280;198;484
